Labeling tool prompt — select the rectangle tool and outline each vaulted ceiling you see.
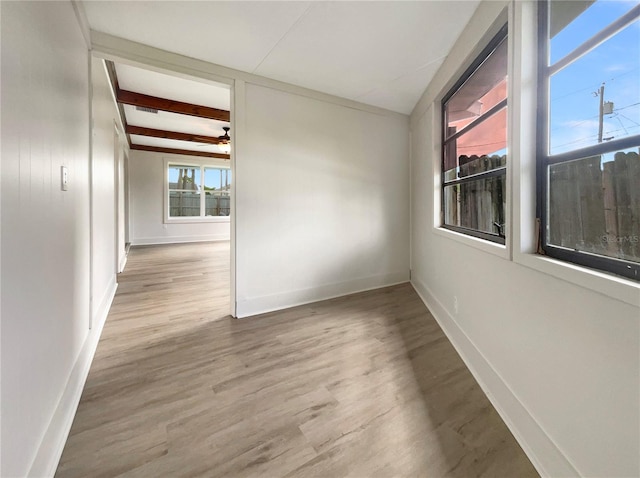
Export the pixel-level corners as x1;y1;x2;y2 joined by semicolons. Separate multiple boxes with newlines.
82;1;481;115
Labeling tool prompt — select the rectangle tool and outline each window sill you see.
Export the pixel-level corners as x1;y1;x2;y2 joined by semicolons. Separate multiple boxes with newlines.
164;217;230;225
513;250;640;307
433;226;509;260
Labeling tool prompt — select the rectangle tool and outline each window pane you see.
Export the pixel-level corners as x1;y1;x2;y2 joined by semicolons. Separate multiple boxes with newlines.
205;195;230;217
204;168;220;190
444;174;506;235
549;0;638;65
444;37;507;138
204;168;231;193
203;168;231;217
169;191;201;217
443;108;507;182
168;166;201;191
548;149;640;263
549;19;640;155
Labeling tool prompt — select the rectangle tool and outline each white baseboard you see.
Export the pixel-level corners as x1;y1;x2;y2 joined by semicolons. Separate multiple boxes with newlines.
28;279;118;478
236;271;409;318
131;234;230;246
92;276;117;329
119;252;127;273
410;277;580;478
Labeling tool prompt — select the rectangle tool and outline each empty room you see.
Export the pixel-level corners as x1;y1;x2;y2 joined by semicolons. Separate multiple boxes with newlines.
1;1;638;478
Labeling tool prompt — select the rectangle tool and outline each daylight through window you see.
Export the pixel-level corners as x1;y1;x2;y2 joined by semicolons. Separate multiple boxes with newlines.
441;25;508;244
168;164;231;219
538;0;640;280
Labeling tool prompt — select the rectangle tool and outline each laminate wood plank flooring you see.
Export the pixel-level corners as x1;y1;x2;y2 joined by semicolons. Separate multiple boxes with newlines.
56;241;538;478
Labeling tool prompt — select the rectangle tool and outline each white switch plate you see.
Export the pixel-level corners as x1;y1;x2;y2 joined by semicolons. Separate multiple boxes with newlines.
61;166;69;191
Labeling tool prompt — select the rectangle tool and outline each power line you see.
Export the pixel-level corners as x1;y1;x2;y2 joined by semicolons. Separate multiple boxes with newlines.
615;102;640;112
550;67;640;102
614;115;629;135
550;101;640;132
552;123;640;151
617;112;640;127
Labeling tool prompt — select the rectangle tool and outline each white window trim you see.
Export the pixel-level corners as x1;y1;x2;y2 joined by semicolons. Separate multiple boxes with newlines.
510;0;639;307
432;9;511;262
425;1;638;306
163;158;231;224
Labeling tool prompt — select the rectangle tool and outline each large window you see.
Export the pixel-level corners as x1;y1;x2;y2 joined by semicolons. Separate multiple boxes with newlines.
441;25;508;244
167;163;231;220
538;0;640;280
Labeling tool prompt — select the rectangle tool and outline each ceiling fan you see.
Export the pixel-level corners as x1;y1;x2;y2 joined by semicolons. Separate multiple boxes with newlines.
217;127;231;154
195;126;231;156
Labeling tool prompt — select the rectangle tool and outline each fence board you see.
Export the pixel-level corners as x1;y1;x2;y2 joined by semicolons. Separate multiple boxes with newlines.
614;152;633;259
602;161;619;256
577;155;606;253
625;151;640;259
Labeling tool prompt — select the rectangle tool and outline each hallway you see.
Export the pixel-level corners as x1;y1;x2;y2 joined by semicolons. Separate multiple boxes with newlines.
56;242;537;477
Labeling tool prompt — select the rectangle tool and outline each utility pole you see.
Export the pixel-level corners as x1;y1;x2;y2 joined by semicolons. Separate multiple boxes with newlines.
598;83;605;143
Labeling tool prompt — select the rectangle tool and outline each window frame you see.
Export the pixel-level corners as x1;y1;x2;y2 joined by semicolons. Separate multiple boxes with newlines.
440;24;509;245
536;0;640;281
164;160;231;224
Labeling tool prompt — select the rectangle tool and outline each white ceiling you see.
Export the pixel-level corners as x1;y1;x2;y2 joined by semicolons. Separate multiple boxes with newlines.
84;0;481;115
114;63;231;154
130;134;221;154
117;63;231;110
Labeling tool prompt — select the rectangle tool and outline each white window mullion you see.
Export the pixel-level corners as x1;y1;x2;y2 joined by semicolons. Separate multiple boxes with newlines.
200;165;206;218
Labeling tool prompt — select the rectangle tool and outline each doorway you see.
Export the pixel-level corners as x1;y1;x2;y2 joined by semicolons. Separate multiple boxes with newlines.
101;59;235;317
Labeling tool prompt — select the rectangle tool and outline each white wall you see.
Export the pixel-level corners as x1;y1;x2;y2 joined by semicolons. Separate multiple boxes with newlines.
0;7;125;476
129;150;231;245
91;56;123;320
410;1;640;477
88;27;415;319
1;2;91;476
235;83;410;317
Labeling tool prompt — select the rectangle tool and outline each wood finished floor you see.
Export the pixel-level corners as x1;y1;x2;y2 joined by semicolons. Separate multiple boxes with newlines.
57;241;538;478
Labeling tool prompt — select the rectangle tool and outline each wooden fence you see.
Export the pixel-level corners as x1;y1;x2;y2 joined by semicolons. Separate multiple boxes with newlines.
549;150;639;261
169;192;231;217
445;154;506;235
445;150;639;262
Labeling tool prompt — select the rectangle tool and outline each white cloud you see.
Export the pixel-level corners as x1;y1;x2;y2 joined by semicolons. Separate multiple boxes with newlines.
605;64;629;72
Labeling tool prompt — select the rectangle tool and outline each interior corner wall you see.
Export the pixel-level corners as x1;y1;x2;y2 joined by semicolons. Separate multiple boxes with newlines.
128;150;231;245
409;1;640;477
235;83;410;317
1;2;91;476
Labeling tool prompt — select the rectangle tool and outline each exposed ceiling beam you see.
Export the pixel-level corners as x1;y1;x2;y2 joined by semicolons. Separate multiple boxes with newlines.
130;144;230;160
105;61;132;147
126;125;223;144
117;89;230;122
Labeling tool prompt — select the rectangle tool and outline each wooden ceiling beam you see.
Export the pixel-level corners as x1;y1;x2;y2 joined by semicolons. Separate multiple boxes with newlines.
130;144;230;160
127;125;222;144
117;89;230;122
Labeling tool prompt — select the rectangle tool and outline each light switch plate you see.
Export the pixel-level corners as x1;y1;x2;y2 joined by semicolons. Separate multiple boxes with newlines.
61;166;69;191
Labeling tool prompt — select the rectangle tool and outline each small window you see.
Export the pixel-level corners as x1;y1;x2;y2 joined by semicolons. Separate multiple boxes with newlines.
167;163;231;220
537;0;640;280
441;25;508;244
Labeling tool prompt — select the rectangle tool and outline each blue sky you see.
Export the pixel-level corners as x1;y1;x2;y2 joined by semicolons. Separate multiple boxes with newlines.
168;166;231;190
549;0;640;157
